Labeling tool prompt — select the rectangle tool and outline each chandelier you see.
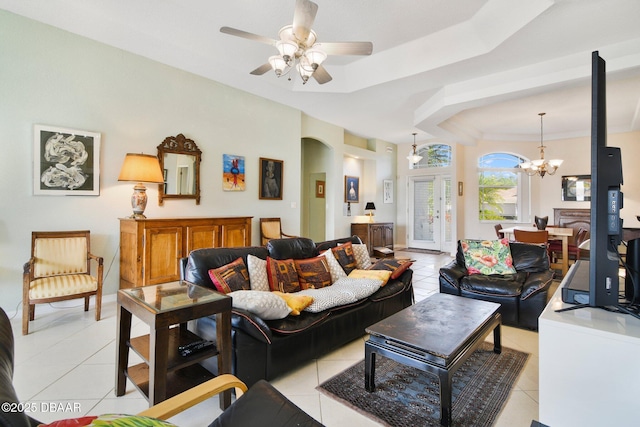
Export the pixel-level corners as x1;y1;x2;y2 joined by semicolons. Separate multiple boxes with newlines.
519;113;563;177
406;133;423;164
268;25;327;84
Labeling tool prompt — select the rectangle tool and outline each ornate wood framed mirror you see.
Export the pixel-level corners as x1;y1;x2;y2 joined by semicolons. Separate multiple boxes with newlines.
157;134;201;205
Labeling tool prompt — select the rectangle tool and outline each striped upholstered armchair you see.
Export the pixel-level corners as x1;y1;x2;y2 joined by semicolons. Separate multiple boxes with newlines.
22;230;103;335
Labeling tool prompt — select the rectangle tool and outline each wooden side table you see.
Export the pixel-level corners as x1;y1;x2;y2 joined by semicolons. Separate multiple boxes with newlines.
116;280;232;409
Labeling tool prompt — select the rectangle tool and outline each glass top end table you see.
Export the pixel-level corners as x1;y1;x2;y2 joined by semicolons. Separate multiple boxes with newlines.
121;280;228;313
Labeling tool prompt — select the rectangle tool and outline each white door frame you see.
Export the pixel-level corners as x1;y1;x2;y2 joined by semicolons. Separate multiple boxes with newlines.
407;174;452;252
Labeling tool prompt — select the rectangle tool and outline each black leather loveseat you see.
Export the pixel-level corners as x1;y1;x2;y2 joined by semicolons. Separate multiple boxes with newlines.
439;241;554;330
183;236;414;387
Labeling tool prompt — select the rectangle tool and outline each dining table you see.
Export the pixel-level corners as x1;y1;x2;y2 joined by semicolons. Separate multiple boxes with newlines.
499;226;574;276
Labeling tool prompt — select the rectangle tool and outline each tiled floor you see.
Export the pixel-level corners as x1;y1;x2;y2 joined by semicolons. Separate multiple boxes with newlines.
9;250;540;426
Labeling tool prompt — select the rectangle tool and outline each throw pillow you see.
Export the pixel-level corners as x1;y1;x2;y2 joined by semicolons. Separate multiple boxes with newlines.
348;268;392;286
331;241;357;275
228;290;292;320
460;239;517;275
266;257;300;293
294;256;332;289
352;243;372;269
247;254;269;291
320;249;347;282
208;257;250;294
38;414;176;427
272;291;314;315
368;258;413;279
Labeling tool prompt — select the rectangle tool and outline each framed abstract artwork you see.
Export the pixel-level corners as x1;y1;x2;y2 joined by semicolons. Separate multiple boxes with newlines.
33;124;101;195
222;154;245;191
344;176;359;203
383;179;393;203
259;157;283;200
562;175;591;201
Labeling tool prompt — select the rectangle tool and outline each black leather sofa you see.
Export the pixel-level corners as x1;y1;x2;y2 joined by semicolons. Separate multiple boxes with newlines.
183;236;414;387
439;241;554;330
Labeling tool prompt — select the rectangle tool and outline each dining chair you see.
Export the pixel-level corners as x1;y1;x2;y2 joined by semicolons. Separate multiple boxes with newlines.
514;229;549;244
549;227;589;262
259;218;297;246
494;224;505;239
22;230;103;335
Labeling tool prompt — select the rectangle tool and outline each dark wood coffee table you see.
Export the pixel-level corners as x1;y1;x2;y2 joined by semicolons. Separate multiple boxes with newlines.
116;280;232;409
365;293;501;426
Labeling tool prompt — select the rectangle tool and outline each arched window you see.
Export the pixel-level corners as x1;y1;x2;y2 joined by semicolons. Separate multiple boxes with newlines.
478;153;530;222
410;144;452;169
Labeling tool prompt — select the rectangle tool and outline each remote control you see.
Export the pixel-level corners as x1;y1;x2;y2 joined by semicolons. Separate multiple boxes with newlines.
178;340;215;357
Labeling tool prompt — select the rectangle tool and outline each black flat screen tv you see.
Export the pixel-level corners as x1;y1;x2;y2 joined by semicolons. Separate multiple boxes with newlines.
559;51;632;316
589;50;623;308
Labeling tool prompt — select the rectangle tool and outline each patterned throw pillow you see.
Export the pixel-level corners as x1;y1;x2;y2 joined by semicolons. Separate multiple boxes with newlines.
294;257;332;289
348;268;392;286
352;243;372;269
208;257;250;294
247;254;269;291
320;249;347;282
227;290;292;320
272;291;314;315
266;257;300;293
331;241;357;274
460;239;517;275
368;258;413;279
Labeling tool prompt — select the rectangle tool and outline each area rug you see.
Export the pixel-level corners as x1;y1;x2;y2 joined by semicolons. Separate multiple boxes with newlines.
317;342;529;427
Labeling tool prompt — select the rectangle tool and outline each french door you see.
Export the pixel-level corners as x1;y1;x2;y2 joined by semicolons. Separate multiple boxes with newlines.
408;175;453;252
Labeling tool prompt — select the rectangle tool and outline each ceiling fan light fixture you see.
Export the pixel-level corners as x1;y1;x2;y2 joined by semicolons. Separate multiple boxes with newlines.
296;61;314;84
276;40;298;62
304;48;327;69
268;55;289;76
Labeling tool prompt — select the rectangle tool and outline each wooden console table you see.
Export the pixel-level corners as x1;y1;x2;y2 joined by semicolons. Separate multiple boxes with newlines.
351;222;394;256
119;216;252;289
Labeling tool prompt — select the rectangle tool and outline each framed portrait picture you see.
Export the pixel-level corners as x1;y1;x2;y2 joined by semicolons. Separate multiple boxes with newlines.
315;180;325;198
222;154;245;191
562;175;591;201
383;179;393;203
259;157;283;200
33;124;101;195
344;176;359;203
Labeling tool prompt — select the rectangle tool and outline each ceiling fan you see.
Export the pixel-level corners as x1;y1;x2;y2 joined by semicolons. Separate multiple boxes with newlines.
220;0;373;85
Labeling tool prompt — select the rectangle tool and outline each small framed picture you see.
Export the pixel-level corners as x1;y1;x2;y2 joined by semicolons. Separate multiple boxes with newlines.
259;157;283;200
383;179;393;203
223;154;245;191
33;124;101;195
315;180;325;198
344;176;359;203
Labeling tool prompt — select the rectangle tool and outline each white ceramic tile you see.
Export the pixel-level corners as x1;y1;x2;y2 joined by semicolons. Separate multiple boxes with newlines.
33;364;115;400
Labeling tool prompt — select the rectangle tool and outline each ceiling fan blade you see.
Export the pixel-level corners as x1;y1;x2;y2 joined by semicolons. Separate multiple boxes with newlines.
292;0;318;43
313;65;332;84
315;42;373;56
220;26;276;46
250;63;273;75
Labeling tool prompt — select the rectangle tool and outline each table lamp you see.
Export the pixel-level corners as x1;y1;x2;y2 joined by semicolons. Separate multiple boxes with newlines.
365;202;376;222
118;153;164;218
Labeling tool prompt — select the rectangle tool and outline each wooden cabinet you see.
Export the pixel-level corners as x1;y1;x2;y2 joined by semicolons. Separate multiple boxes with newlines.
119;217;252;289
351;222;394;256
